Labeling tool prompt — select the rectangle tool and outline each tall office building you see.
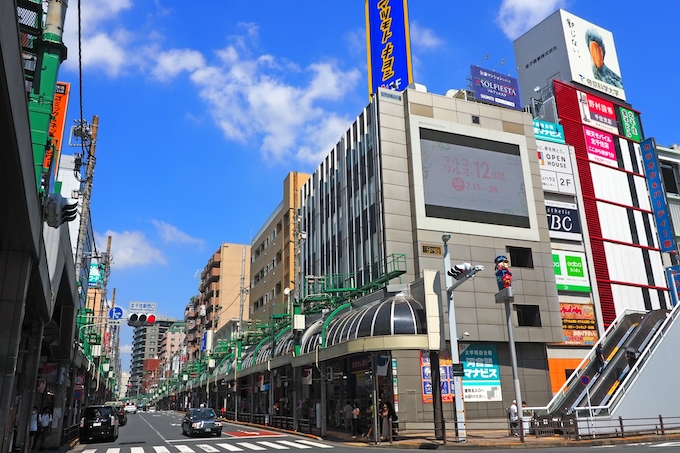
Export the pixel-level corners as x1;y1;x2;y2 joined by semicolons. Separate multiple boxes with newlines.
128;317;179;397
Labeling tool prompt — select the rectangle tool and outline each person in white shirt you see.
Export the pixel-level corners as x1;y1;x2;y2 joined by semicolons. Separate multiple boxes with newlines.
29;407;39;451
38;407;52;450
509;400;519;436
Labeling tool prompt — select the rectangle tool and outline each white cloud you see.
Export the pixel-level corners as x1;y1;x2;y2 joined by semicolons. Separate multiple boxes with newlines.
410;22;443;50
152;49;206;82
120;344;133;354
96;230;166;269
497;0;567;39
151;220;205;247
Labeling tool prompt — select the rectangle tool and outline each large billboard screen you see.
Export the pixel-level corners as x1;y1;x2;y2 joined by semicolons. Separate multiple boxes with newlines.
365;0;413;95
420;128;529;228
470;66;521;110
561;10;625;100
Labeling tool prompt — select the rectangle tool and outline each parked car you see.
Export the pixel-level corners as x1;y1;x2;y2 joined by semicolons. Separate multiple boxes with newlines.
114;406;127;426
182;408;221;437
80;405;119;442
124;403;137;414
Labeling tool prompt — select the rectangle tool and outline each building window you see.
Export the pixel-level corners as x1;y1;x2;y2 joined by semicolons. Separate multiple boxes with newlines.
661;162;680;195
506;246;533;268
516;305;541;327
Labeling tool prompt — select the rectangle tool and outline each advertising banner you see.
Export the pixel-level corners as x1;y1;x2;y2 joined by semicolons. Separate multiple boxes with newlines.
366;0;413;95
665;266;680;307
545;200;582;240
419;348;454;403
470;66;521;110
533;119;565;144
552;250;591;292
560;10;625;100
537;141;576;194
46;82;70;177
577;91;618;134
460;344;502;402
560;302;598;345
619;107;641;142
583;125;616;167
88;263;103;288
640;138;676;252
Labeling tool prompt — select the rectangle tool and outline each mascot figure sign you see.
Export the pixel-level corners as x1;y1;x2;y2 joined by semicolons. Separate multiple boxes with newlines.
494;255;513;291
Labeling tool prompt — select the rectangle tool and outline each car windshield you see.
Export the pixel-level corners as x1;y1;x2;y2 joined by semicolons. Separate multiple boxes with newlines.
191;409;216;420
85;407;113;418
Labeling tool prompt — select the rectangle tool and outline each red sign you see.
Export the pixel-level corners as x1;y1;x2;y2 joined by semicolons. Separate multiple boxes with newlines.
73;389;83;400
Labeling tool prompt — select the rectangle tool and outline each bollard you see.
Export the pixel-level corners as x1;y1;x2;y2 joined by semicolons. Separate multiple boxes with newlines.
619;416;625;438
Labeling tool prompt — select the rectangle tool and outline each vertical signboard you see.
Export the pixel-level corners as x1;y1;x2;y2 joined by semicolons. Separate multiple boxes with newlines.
366;0;413;95
641;138;676;252
460;344;502;402
560;10;625;100
419;349;454;403
619;107;641;142
470;66;522;110
665;265;680;307
46;82;70;179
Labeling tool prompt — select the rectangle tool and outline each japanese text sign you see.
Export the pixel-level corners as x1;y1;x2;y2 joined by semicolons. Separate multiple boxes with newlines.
641;138;676;252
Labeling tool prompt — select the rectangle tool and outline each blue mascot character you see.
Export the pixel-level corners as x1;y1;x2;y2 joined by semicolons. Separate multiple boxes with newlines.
494;255;513;291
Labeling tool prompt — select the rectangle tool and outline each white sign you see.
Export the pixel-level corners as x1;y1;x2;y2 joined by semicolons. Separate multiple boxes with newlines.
129;302;157;313
537;141;576;194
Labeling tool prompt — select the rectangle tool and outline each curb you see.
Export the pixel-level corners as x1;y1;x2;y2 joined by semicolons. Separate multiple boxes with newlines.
218;418;323;441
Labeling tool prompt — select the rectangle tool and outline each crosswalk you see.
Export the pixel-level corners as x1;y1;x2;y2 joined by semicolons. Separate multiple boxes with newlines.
80;440;332;453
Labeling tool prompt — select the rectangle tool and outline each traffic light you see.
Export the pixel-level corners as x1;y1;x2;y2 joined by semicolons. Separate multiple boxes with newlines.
45;193;78;228
127;313;157;327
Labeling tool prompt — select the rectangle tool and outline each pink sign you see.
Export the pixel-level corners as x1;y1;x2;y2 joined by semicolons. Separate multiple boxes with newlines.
583;125;616;167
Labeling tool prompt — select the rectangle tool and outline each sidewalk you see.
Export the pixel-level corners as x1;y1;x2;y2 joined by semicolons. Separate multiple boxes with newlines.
224;418;680;449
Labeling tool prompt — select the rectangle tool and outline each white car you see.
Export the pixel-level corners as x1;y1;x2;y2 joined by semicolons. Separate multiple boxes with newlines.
124;403;137;414
148;406;156;413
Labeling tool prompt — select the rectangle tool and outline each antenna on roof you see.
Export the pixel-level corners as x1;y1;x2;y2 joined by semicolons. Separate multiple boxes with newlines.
477;54;489;66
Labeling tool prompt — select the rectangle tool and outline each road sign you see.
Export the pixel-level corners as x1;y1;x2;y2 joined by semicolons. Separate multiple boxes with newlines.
108;307;123;320
129;302;156;313
581;375;590;385
73;389;83;400
75;375;85;386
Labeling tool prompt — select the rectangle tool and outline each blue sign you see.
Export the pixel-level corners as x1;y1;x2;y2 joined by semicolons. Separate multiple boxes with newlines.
108;307;123;320
665;265;680;307
460;344;502;402
201;331;207;351
471;66;521;110
641;138;676;253
533;119;565;144
366;0;413;95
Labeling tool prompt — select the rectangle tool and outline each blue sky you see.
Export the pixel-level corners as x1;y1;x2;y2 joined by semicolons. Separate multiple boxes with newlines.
55;0;679;372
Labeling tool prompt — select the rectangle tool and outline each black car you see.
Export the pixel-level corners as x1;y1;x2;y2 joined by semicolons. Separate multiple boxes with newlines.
80;405;119;442
181;408;221;437
114;406;127;426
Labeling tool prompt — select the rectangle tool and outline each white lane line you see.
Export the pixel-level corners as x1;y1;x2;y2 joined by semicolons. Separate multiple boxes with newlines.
294;440;333;449
276;441;312;449
106;448;120;453
235;443;266;451
196;445;220;452
131;447;145;453
255;442;288;450
216;444;244;452
176;445;196;453
153;447;171;453
651;443;680;447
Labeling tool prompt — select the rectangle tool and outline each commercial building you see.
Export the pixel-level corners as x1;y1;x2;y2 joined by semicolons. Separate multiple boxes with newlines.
129;317;180;398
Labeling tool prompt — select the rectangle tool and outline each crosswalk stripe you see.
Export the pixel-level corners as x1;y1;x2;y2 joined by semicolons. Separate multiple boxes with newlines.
276;441;312;449
176;445;195;453
216;444;244;452
82;449;97;453
293;440;332;449
106;448;120;453
255;442;288;450
131;447;145;453
196;445;220;452
153;447;171;453
235;443;266;451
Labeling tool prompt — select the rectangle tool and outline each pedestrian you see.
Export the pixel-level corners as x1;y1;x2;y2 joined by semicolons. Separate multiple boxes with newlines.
38;407;52;450
595;344;605;373
385;401;398;438
29;406;39;451
509;400;519;437
626;350;637;369
379;403;389;441
351;402;360;438
342;400;353;431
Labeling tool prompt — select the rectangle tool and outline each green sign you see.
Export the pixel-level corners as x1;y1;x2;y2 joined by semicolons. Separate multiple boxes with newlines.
552;251;590;292
619;107;641;142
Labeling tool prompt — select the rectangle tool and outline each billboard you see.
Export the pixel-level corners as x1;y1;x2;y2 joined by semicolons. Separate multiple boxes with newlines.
561;10;625;100
619;107;641;142
44;82;70;190
537;141;575;194
88;263;103;288
420;128;529;228
583;125;616;167
460;344;502;402
470;66;521;110
640;138;676;252
560;303;598;345
552;250;591;292
365;0;413;95
577;90;618;134
545;200;582;241
533;119;565;144
419;348;455;403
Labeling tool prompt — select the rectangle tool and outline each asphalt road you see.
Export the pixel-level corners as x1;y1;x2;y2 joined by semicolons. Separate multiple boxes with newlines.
72;410;359;453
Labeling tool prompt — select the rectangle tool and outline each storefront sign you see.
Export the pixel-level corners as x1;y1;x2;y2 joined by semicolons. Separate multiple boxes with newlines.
619;107;641;142
419;349;454;403
533;119;565;144
560;302;598;345
552;250;591;292
545;200;582;241
665;265;680;307
577;91;618;134
537;141;575;194
460;344;502;402
350;354;371;373
641;138;676;252
583;125;616;168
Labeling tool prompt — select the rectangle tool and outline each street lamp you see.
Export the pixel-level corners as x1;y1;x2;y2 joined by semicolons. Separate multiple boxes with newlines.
443;234;485;443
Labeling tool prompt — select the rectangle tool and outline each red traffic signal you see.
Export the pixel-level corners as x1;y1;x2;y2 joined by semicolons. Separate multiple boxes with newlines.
127;313;157;326
147;314;156;324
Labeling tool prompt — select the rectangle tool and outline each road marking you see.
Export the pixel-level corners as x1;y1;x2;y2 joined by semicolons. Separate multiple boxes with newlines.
105;448;120;453
255;442;288;450
652;443;680;447
196;445;220;452
216;444;244;452
82;449;97;453
153;447;171;453
176;445;195;453
131;447;145;453
235;443;266;451
276;441;312;449
294;440;332;449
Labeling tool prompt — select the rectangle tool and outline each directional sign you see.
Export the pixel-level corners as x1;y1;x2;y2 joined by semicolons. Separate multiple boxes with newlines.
129;302;157;313
108;307;123;320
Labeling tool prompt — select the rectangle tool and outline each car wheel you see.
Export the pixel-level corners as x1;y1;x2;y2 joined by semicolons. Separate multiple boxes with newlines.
217;431;222;437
